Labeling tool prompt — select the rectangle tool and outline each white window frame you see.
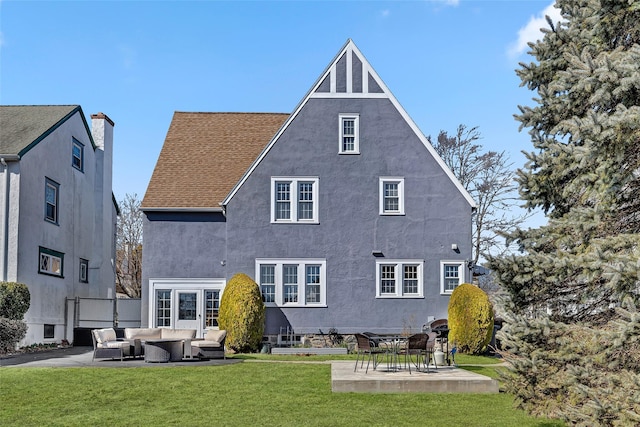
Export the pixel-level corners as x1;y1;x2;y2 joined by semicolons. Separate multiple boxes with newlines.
270;177;319;224
440;261;465;295
255;258;327;307
375;260;424;298
148;278;226;336
339;114;360;154
39;246;64;277
379;177;405;215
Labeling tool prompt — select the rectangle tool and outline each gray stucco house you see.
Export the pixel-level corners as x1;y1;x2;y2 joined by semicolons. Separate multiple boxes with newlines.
0;105;118;345
141;40;475;342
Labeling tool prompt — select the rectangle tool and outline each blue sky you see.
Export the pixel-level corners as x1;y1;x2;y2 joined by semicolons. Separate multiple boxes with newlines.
1;0;559;219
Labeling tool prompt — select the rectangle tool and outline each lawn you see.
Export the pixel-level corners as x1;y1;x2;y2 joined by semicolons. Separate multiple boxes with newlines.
0;358;564;427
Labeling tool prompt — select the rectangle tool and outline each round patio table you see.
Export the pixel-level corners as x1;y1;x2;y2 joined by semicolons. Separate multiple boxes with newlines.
144;339;183;363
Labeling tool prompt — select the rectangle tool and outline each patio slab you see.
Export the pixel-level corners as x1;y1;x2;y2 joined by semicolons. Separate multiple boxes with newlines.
331;361;499;393
0;346;239;368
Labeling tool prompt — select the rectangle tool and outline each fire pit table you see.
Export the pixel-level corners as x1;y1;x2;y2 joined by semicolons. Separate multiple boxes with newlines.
144;339;183;363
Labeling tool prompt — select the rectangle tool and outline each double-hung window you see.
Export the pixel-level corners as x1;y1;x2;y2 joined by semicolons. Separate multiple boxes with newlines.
45;178;59;224
259;265;276;303
271;177;319;223
72;138;84;171
379;177;405;215
376;260;423;298
39;247;64;277
256;259;326;306
441;261;465;294
339;114;359;154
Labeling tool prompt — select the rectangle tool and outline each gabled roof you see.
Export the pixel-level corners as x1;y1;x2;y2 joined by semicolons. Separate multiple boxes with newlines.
222;39;476;209
0;105;92;158
141;112;289;211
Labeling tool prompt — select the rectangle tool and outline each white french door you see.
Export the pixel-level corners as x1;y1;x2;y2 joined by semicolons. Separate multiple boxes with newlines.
149;278;226;338
175;290;200;331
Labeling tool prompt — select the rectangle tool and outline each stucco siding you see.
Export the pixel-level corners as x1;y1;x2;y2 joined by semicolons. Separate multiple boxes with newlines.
225;97;472;334
141;211;227;327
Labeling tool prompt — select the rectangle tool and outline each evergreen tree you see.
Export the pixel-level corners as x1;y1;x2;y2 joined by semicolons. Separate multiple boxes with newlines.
489;1;640;424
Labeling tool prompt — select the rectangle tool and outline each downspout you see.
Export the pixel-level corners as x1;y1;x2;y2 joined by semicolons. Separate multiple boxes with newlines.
1;158;9;281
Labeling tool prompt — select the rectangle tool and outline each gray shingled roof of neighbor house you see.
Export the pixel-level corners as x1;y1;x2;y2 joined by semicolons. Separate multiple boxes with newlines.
141;112;289;210
0;105;81;156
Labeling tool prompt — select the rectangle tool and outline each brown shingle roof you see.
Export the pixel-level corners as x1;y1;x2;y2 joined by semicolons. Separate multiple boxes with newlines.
141;112;289;210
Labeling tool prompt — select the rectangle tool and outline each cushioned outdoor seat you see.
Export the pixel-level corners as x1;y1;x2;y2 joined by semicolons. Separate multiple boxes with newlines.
191;330;226;359
91;328;138;361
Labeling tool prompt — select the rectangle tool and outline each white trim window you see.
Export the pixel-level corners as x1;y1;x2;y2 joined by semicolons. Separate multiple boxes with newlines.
39;246;64;277
375;260;423;298
379;177;405;215
440;261;465;294
256;258;327;307
271;177;319;223
339;114;359;154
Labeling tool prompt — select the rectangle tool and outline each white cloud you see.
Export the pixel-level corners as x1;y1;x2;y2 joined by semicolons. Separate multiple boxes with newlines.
508;2;564;58
381;9;390;18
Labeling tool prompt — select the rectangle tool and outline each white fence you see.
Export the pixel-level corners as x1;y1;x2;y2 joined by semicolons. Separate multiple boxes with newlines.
65;297;141;344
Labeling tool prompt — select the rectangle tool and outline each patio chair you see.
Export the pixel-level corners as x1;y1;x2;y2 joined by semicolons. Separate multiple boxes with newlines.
424;331;439;371
354;333;386;373
91;328;136;362
401;333;429;374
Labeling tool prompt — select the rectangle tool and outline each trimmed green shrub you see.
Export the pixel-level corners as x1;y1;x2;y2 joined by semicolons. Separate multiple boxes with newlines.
447;283;494;355
0;282;30;320
0;318;27;353
218;273;265;353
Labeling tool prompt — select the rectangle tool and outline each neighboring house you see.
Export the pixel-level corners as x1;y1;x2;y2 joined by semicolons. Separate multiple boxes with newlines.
141;40;475;341
0;105;117;345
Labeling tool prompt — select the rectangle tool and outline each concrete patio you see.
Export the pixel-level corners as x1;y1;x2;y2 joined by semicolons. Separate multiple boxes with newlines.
331;360;500;393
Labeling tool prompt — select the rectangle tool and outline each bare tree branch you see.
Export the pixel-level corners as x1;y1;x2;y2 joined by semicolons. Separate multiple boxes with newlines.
115;193;143;298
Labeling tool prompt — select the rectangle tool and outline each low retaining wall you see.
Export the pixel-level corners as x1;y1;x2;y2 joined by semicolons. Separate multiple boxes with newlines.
271;347;348;355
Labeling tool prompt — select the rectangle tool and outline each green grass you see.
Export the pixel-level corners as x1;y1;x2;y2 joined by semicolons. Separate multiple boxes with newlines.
0;361;563;427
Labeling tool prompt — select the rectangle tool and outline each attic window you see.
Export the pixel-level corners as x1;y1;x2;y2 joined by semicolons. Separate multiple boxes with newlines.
339;114;359;154
72;138;84;172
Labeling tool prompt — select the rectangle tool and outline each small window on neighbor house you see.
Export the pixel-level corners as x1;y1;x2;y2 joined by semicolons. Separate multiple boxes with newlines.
79;258;89;283
39;246;64;277
44;324;55;339
44;178;59;224
339;114;359;154
379;177;405;215
72;138;84;172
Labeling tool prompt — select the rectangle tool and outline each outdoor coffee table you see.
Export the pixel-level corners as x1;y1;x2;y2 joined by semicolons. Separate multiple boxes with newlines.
144;339;183;363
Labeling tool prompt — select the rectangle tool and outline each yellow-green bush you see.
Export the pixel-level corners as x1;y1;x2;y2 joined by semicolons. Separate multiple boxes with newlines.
447;283;494;355
0;282;30;320
218;273;265;352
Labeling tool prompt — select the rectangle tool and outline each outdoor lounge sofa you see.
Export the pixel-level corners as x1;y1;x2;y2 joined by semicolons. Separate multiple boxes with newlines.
91;328;140;361
91;327;226;361
190;329;227;359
